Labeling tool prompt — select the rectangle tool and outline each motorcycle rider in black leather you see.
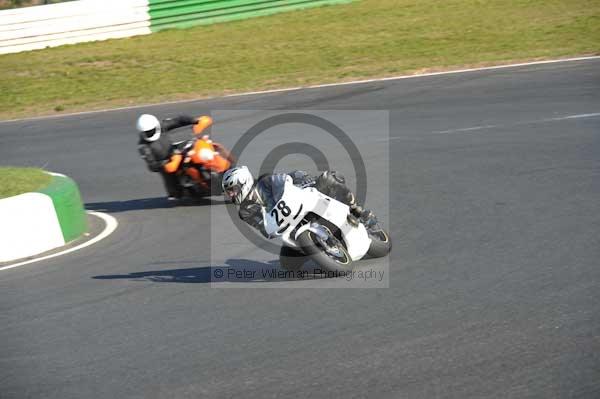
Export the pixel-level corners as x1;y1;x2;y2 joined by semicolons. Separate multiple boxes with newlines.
136;114;199;200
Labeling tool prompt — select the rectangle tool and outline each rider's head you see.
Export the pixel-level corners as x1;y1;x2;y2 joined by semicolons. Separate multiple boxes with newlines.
222;166;254;205
136;114;162;142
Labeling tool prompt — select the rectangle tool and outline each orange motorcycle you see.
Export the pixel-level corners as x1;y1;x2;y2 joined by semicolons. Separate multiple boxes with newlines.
163;116;234;197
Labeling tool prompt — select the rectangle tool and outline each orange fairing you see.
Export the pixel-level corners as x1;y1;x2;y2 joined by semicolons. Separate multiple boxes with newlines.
163;153;183;173
185;167;201;182
193;116;213;135
210;152;231;172
190;139;231;172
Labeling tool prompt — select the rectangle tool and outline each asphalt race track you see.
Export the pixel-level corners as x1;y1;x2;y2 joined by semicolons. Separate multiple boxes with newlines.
1;58;599;398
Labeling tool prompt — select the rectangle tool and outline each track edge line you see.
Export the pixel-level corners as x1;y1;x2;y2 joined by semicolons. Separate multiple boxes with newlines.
1;55;599;124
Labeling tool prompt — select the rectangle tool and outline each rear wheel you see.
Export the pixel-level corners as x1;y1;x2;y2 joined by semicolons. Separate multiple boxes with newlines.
296;229;353;273
209;172;224;195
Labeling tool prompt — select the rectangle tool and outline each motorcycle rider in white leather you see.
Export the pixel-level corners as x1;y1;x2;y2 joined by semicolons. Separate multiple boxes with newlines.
222;166;376;238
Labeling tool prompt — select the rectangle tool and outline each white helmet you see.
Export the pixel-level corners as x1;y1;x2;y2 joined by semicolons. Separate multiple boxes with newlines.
136;114;162;142
222;166;254;205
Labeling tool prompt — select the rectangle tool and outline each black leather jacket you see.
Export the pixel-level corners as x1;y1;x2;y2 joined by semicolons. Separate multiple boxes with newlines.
138;115;196;172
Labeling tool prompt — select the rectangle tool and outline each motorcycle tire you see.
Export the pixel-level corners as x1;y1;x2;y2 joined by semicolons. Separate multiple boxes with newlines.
296;230;353;273
366;228;392;258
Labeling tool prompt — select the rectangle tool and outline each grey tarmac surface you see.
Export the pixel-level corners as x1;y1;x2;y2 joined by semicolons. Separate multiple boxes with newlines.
1;58;599;398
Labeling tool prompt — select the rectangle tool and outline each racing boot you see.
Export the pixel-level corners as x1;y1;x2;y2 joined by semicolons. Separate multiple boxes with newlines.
346;193;378;229
349;203;378;229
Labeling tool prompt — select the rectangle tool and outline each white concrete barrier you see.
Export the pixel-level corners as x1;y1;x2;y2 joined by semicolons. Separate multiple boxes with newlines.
0;192;64;262
0;0;151;55
0;173;88;263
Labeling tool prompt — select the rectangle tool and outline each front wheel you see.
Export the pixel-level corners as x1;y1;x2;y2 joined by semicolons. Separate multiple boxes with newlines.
296;229;353;273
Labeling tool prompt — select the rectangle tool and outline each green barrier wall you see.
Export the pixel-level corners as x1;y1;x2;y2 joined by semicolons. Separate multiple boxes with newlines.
38;175;88;243
149;0;353;31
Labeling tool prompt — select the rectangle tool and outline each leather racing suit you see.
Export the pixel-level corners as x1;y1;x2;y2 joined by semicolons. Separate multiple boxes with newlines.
238;170;372;237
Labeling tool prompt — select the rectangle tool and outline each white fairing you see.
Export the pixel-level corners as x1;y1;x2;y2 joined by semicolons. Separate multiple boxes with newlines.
264;179;371;261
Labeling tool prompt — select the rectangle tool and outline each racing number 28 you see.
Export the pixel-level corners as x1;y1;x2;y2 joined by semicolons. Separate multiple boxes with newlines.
270;200;291;226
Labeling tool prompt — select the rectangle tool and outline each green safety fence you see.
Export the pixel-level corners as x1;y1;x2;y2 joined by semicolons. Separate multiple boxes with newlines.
148;0;354;31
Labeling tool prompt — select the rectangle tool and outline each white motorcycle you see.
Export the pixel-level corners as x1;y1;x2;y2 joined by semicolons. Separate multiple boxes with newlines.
264;177;391;272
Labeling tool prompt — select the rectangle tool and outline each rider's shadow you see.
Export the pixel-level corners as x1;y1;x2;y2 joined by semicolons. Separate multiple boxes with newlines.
92;258;312;283
86;196;226;213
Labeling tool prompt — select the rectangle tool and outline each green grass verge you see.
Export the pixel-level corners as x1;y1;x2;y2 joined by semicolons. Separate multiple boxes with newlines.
0;167;52;199
0;0;598;119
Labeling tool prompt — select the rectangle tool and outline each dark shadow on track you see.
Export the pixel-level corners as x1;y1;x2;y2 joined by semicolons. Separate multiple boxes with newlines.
92;258;324;283
86;196;226;213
